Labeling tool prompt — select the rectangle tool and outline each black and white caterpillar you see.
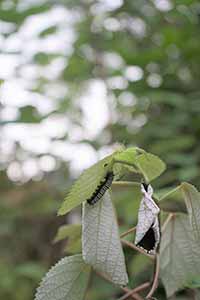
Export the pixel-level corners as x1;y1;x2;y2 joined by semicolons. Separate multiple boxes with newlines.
87;172;114;205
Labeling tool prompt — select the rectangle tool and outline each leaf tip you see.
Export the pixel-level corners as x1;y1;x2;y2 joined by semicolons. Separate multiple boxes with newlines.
57;206;67;216
181;181;199;192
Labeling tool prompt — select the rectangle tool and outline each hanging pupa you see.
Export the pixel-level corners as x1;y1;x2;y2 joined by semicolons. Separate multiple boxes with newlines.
135;183;160;254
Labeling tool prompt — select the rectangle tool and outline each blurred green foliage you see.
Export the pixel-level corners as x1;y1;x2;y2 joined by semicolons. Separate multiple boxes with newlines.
1;0;200;299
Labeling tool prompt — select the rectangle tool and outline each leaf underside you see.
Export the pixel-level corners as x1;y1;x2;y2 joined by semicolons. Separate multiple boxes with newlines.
181;182;200;241
159;182;200;224
82;191;128;286
35;255;91;300
160;214;200;297
54;224;81;243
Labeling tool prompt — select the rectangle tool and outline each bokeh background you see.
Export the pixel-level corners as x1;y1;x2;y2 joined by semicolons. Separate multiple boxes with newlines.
1;0;200;299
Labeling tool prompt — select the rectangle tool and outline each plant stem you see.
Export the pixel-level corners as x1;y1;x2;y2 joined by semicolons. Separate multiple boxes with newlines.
121;287;144;300
161;213;174;233
121;239;155;260
114;160;139;170
146;253;160;299
112;181;140;187
118;282;150;300
120;227;136;238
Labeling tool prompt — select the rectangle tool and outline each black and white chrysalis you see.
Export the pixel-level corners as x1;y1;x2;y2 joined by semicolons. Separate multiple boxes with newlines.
87;172;114;205
135;183;160;254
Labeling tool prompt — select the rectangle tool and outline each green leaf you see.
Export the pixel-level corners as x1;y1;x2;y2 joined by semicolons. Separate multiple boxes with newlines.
34;52;58;65
181;182;200;241
114;148;166;182
65;238;82;254
58;154;114;215
113;147;141;170
16;262;46;280
39;25;58;37
58;149;165;215
160;214;200;297
53;224;82;254
130;253;151;276
159;186;187;213
19;106;41;123
150;136;196;154
135;153;166;182
53;224;81;243
35;255;91;300
82;192;128;286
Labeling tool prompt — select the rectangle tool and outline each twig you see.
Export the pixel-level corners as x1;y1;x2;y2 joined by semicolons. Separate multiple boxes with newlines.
118;282;150;300
121;287;144;300
131;295;143;300
120;227;136;238
121;239;155;261
146;254;160;299
112;181;140;188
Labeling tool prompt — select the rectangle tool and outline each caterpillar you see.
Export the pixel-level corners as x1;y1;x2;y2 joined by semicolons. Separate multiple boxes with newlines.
87;172;114;205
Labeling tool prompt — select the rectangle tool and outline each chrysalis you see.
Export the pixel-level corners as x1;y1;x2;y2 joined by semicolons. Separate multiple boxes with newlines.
135;183;160;254
87;172;114;205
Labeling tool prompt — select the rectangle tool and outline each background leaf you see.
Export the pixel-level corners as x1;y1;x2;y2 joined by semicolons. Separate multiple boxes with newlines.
53;224;81;243
54;224;82;254
65;238;82;254
111;182;141;224
159;186;187;213
160;214;200;297
35;255;91;300
159;183;200;228
58;154;114;215
82;192;128;286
